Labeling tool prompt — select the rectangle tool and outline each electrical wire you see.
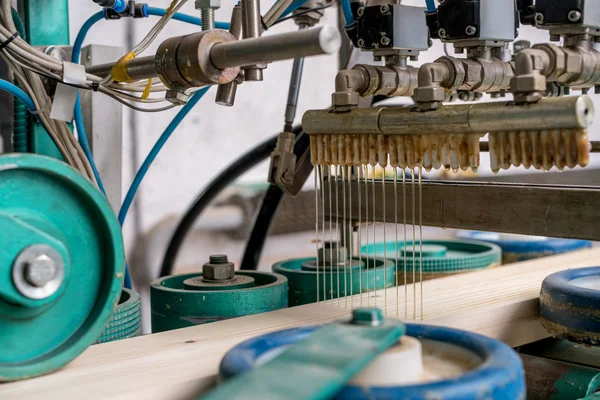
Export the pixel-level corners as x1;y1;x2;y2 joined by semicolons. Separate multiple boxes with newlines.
0;78;35;110
160;126;302;278
146;6;230;29
272;3;333;26
118;86;210;227
425;0;437;12
340;0;354;26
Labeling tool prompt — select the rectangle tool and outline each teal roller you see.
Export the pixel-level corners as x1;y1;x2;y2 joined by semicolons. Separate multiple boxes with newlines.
94;288;141;344
0;154;125;381
362;240;501;282
151;255;288;333
273;242;396;306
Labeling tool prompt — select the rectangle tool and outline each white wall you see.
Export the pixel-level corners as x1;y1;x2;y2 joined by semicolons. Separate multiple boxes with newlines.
69;0;600;272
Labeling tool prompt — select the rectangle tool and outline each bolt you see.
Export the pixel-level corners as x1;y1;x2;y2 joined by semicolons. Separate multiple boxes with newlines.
535;12;544;24
357;7;364;17
165;88;189;105
25;255;57;288
351;308;384;326
281;170;294;184
465;25;477;36
357;38;365;47
568;10;582;23
210;254;229;264
12;244;65;300
196;0;220;31
438;28;447;39
380;35;391;46
203;255;235;281
380;4;389;14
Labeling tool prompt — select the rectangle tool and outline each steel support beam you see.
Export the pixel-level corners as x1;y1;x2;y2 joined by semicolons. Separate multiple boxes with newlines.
325;179;600;241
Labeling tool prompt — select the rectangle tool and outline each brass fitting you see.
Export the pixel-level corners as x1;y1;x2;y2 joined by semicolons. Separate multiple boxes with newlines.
332;64;417;111
414;56;514;109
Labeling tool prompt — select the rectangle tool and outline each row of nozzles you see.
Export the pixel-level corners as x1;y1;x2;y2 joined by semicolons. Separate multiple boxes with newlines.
309;131;590;173
489;129;589;173
310;134;481;172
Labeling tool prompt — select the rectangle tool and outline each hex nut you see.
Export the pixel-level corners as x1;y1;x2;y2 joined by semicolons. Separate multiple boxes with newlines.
318;243;348;265
196;0;221;9
166;89;189;105
413;86;446;103
203;262;235;281
510;75;547;93
332;91;360;107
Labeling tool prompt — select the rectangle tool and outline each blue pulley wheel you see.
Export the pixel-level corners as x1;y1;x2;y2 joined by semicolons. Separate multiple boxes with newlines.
218;321;525;399
540;266;600;346
456;231;591;264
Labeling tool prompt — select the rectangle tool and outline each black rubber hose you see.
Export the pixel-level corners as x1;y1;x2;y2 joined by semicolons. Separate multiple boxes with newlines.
159;127;302;278
240;130;311;270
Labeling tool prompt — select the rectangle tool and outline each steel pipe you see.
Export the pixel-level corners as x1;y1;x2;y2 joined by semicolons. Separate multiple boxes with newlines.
303;96;594;136
210;26;341;69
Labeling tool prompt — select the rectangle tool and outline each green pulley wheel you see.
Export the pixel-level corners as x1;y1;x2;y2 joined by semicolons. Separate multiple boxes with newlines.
272;254;396;307
94;289;141;344
151;255;288;333
362;240;501;282
0;154;125;381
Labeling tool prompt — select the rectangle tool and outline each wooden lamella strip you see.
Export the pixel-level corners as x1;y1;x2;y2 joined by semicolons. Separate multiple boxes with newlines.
3;248;600;400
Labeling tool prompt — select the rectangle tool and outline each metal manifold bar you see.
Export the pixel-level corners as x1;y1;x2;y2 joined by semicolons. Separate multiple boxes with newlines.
303;96;593;172
324;179;600;241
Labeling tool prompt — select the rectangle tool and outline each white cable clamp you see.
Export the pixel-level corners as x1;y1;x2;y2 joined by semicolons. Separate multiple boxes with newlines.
50;61;87;122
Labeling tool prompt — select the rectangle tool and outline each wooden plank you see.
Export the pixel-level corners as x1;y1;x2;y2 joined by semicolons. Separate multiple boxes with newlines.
3;248;600;400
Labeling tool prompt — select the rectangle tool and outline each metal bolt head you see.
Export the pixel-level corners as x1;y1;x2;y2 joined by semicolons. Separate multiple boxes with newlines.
351;308;384;326
12;244;65;300
195;0;220;9
165;89;189;106
380;35;391;46
203;255;235;281
438;28;447;39
25;255;57;287
568;10;582;22
535;12;544;24
465;25;477;36
357;38;365;47
357;7;364;17
380;4;390;14
318;242;348;265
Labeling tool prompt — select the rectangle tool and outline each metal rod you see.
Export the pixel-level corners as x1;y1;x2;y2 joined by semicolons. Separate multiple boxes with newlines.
241;0;263;81
325;179;600;241
284;24;308;131
302;96;594;135
210;26;341;69
86;55;156;80
216;4;243;107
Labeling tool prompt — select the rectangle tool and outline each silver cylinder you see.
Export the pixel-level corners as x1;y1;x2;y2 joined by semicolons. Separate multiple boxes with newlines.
215;81;238;106
242;0;263;81
86;56;157;81
210;26;341;69
216;4;243;107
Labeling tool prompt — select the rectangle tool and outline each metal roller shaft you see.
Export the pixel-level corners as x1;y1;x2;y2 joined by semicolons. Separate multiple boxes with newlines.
86;26;341;85
210;26;341;69
302;96;594;136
